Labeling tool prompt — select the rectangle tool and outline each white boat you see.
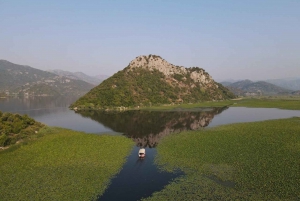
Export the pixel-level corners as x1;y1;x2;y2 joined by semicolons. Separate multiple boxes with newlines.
138;148;146;158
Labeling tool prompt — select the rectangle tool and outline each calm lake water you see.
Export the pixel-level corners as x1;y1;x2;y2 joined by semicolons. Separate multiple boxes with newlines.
1;96;299;200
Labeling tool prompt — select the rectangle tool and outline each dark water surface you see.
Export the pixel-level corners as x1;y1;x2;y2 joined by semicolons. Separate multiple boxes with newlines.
97;147;183;201
1;96;299;200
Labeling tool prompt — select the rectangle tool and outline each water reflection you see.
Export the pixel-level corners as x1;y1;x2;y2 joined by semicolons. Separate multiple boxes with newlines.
76;107;228;147
0;96;113;133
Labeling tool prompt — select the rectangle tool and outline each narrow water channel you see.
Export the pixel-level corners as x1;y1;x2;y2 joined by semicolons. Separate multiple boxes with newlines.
83;108;227;200
97;147;183;201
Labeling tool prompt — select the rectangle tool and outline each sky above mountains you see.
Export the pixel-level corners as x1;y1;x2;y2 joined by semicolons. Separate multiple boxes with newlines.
1;0;299;81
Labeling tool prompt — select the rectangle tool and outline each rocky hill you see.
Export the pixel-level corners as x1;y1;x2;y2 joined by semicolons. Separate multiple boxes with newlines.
0;60;94;96
71;55;235;110
47;69;103;85
227;80;292;96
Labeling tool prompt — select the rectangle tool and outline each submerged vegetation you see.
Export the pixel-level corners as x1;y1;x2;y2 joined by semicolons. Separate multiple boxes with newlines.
142;117;300;200
0;111;44;147
0;127;134;201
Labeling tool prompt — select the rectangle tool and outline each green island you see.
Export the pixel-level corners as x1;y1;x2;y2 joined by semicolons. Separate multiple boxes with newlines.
142;117;300;200
0;126;134;201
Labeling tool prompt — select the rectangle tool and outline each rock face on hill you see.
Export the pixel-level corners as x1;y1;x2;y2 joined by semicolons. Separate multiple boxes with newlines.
71;55;235;109
128;55;217;85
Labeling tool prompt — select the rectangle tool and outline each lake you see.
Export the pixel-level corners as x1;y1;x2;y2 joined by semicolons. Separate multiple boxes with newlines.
0;96;299;200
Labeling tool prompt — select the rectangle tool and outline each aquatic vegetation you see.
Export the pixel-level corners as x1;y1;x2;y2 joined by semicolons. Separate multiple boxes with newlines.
231;98;300;110
0;127;134;201
142;117;300;200
140;100;234;111
141;97;300;111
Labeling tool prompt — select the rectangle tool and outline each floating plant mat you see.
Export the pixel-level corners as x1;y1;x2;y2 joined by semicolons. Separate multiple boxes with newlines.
0;127;134;201
143;117;300;200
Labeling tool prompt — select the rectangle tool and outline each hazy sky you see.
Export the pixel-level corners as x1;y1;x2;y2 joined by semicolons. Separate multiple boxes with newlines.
1;0;299;81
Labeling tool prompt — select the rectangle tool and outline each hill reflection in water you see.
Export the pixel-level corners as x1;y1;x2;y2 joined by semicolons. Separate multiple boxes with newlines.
76;107;228;148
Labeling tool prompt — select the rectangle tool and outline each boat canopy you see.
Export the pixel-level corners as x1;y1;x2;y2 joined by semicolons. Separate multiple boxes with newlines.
139;148;145;154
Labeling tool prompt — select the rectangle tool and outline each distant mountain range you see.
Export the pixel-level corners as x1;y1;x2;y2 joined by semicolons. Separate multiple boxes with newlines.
47;69;107;85
221;78;300;90
94;74;110;80
221;79;295;96
265;78;300;91
292;90;300;95
0;60;95;96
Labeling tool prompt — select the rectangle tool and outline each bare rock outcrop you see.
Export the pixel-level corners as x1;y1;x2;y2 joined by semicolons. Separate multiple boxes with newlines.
128;55;215;87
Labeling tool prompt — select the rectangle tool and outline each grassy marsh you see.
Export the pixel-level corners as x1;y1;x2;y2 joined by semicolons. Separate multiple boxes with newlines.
231;97;300;110
0;127;134;201
140;97;300;111
143;117;300;200
140;100;234;111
